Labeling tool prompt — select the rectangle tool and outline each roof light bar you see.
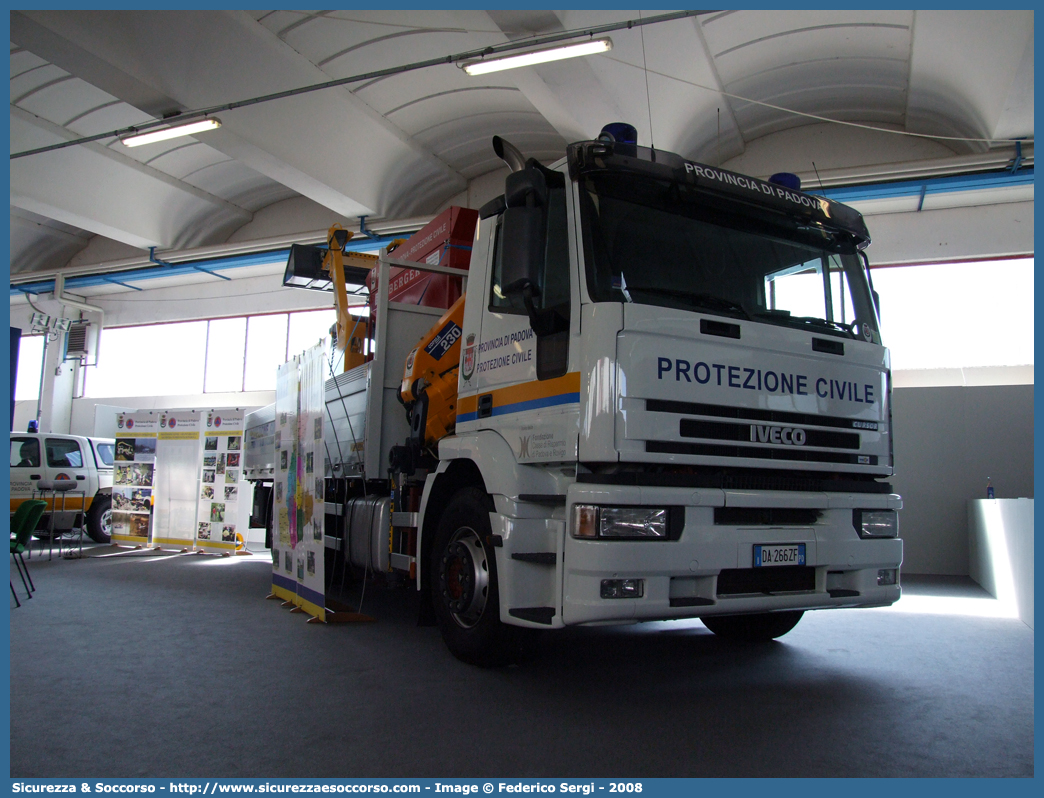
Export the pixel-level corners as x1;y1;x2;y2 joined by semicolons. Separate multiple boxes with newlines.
462;38;611;76
121;118;222;147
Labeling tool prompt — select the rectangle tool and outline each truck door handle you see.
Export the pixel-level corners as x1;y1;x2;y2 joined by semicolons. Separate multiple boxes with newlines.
478;394;493;419
30;474;41;480
76;475;86;480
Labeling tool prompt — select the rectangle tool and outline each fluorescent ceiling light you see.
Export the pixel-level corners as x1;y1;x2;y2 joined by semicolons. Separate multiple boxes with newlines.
121;118;222;147
463;38;612;76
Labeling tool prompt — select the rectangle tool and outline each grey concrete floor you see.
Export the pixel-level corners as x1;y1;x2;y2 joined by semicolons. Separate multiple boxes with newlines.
9;544;1034;778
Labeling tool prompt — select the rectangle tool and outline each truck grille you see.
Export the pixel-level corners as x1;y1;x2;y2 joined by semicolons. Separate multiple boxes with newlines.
680;418;860;449
647;399;878;431
716;566;816;596
647;440;877;466
714;507;820;526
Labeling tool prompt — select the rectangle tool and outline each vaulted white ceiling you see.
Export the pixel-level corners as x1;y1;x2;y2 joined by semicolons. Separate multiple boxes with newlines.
9;9;1034;282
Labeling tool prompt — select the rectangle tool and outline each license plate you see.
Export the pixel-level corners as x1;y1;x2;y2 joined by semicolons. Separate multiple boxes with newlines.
753;543;805;567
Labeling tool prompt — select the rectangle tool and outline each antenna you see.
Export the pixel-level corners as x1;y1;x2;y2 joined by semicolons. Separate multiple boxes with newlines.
811;161;825;192
639;11;654;150
717;108;721;164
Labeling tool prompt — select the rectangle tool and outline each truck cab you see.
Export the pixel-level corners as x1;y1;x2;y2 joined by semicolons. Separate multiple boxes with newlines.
417;134;902;663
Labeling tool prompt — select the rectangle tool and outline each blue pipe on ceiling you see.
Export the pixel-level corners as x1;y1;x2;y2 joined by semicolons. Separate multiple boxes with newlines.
10;233;401;298
818;166;1033;204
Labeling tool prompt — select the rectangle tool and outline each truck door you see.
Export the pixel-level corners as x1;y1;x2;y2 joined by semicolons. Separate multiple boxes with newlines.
464;166;578;462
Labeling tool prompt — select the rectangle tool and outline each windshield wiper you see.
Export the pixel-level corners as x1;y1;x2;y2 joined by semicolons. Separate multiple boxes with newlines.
752;311;855;336
627;286;751;319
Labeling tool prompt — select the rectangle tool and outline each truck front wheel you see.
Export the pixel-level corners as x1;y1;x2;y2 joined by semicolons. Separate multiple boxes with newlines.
86;495;112;543
430;487;519;667
702;610;803;642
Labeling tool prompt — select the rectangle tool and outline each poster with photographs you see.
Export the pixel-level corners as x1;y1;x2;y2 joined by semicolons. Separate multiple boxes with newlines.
112;411;159;545
269;343;327;620
270;358;299;604
195;408;245;552
294;341;326;621
152;411;202;548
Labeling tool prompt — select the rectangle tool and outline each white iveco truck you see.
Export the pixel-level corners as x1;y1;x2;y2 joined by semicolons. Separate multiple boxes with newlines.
265;124;902;666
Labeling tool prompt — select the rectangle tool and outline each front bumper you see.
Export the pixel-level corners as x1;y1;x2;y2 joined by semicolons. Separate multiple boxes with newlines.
559;483;902;626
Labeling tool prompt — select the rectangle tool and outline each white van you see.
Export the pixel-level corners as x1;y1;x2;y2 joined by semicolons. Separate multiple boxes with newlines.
10;432;115;543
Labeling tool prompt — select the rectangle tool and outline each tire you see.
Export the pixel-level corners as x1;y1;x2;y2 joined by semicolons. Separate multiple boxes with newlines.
86;495;112;543
430;487;519;667
702;610;804;642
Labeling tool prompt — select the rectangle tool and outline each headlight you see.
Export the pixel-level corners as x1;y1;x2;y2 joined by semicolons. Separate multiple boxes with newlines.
854;509;898;538
572;505;674;539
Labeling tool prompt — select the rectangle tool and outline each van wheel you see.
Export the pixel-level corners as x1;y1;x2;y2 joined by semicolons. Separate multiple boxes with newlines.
702;610;804;642
86;495;112;543
430;487;520;667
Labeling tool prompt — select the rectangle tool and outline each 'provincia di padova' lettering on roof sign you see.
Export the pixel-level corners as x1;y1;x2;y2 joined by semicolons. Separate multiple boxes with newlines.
683;162;826;212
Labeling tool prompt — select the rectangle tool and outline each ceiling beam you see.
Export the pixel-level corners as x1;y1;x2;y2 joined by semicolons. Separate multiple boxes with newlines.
12;9;466;218
11;106;252;251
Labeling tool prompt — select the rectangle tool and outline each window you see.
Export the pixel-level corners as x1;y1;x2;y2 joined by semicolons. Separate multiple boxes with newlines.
46;438;82;468
204;317;247;393
871;258;1033;370
579;170;878;342
489;176;571;316
14;334;44;402
244;314;289;392
85;320;207;398
84;309;335;398
93;442;115;467
11;438;40;468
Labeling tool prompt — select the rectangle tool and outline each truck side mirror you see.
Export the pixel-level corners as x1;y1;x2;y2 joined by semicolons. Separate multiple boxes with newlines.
500;168;547;298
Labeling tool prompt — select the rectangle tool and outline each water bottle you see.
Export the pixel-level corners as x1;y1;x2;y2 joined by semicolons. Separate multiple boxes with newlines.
987;478;995;499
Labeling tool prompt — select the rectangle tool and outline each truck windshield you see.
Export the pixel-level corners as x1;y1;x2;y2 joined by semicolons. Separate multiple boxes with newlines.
578;170;880;342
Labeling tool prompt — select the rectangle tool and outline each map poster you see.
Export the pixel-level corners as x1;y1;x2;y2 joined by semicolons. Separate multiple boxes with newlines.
271;359;298;602
196;408;245;553
112;411;158;545
152;410;202;549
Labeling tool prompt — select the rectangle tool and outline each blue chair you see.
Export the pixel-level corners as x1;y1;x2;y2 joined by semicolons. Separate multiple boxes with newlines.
11;500;47;606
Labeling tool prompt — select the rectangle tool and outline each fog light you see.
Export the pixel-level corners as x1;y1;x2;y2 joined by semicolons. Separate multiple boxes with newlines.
601;578;644;599
854;510;898;538
877;569;897;586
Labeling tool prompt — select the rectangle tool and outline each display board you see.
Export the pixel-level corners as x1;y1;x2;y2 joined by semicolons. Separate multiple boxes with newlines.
196;409;245;553
295;342;326;620
152;410;202;549
269;343;327;620
271;358;298;602
112;411;158;546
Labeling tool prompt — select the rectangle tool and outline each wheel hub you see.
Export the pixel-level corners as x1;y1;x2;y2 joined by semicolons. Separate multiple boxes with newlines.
438;526;489;628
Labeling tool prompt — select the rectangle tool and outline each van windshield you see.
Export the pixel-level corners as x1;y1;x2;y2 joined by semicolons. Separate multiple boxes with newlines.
578;170;881;342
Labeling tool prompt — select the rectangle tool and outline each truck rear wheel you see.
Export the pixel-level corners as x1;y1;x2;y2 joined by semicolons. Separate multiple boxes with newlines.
430;487;520;667
86;495;112;543
702;610;803;642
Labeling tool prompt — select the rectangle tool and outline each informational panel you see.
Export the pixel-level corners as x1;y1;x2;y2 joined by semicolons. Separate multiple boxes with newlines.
271;359;299;602
112;411;158;546
295;342;326;620
196;408;245;553
152;410;202;549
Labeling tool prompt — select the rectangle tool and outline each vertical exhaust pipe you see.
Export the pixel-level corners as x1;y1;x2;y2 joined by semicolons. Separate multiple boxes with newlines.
492;136;527;173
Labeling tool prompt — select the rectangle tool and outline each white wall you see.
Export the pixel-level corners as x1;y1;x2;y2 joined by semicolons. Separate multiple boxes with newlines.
891;384;1034;575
